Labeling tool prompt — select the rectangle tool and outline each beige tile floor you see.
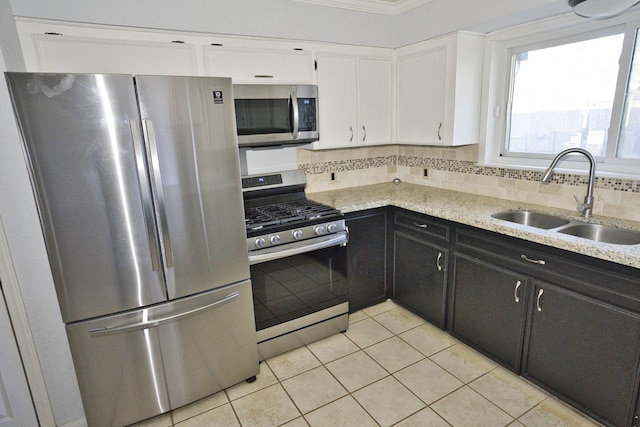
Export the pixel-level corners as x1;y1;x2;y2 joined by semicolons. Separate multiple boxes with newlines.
131;300;603;427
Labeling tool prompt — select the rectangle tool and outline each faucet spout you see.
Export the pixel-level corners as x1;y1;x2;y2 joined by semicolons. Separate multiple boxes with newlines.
540;148;596;218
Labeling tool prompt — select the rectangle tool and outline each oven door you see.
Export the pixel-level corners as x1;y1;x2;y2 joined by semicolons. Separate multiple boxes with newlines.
250;242;348;333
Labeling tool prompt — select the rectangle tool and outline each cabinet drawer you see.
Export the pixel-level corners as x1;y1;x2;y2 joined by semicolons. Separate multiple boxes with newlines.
394;209;450;242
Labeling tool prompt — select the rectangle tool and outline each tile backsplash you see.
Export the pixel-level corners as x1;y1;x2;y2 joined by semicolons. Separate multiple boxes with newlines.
297;144;640;222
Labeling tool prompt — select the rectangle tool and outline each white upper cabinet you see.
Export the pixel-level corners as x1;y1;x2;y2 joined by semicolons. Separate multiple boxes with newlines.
16;19;316;83
396;32;484;146
17;20;200;75
314;49;392;149
17;19;485;149
203;44;314;84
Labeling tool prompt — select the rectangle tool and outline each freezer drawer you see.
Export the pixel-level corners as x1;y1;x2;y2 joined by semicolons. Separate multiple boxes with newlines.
66;280;258;427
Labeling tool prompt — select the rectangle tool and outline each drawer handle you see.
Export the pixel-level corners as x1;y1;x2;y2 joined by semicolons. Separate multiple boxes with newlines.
349;126;354;142
362;125;367;142
536;288;544;312
514;280;522;303
436;252;443;271
437;122;442;140
521;254;546;265
413;222;428;229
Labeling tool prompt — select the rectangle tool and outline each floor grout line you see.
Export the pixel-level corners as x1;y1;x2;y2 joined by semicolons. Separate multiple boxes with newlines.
132;301;603;427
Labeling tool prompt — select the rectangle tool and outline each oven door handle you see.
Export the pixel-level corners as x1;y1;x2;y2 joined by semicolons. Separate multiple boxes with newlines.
248;231;348;265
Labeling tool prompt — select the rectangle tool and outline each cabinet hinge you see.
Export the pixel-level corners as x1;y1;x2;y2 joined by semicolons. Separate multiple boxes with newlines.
314;60;318;70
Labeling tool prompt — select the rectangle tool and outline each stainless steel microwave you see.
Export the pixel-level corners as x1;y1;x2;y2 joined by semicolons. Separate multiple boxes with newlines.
233;84;319;147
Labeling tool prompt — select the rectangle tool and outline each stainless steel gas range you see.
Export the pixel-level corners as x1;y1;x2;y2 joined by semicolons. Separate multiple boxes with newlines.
242;169;349;359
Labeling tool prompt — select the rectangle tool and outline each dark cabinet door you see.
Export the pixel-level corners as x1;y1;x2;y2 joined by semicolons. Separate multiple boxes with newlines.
393;231;447;327
525;281;640;427
345;209;388;312
451;254;529;372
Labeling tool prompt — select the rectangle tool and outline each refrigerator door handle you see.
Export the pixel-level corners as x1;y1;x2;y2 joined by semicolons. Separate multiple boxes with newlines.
142;119;174;269
87;291;240;337
129;120;161;271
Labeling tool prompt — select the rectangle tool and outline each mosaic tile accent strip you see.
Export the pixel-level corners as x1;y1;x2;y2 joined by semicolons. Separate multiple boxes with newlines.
299;155;640;193
299;155;396;174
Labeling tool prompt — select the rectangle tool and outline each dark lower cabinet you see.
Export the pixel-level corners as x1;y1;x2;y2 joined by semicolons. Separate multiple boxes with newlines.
392;209;449;328
342;206;640;426
451;254;529;372
345;208;388;312
525;281;640;427
393;231;448;327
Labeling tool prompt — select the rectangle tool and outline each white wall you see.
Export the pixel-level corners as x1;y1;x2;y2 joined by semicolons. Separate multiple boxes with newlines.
0;1;85;426
8;0;571;48
9;0;397;47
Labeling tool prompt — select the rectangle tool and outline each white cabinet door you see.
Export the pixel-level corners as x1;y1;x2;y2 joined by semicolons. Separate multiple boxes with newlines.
27;34;199;75
203;46;314;83
316;52;358;148
358;56;392;146
396;32;484;146
397;45;447;145
315;51;392;149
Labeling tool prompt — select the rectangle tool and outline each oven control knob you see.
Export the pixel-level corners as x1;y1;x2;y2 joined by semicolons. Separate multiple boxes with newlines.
327;223;337;233
314;225;326;235
292;230;304;240
254;238;266;249
270;235;281;245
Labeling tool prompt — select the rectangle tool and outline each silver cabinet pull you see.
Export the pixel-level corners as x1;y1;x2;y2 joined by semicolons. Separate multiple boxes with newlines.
536;289;544;312
521;254;546;265
413;222;428;229
514;280;522;303
437;122;442;141
362;125;367;142
436;252;443;271
349;126;354;142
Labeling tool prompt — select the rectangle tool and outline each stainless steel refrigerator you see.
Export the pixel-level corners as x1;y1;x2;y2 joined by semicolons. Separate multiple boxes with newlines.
6;73;259;427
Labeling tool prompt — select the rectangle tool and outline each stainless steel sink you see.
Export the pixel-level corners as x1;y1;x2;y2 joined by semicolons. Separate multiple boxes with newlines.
556;224;640;245
492;210;640;245
492;211;570;229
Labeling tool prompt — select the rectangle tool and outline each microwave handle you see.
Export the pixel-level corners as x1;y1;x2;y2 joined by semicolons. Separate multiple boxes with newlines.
291;91;299;140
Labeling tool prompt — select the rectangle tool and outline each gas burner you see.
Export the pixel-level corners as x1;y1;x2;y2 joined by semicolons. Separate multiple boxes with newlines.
241;170;346;254
243;200;341;232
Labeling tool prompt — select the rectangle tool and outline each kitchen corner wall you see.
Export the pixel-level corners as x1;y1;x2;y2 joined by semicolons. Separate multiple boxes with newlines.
298;145;640;222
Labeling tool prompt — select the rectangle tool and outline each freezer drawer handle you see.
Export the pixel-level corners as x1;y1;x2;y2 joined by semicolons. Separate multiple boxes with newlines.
142;119;174;269
87;291;239;337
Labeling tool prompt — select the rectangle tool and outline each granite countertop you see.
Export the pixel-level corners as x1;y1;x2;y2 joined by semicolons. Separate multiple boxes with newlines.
308;182;640;269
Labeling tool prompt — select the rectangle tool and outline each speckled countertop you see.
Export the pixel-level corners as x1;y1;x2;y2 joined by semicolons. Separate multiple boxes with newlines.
308;182;640;269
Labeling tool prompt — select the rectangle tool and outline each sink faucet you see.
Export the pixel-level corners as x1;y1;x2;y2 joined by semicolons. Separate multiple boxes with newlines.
540;148;596;218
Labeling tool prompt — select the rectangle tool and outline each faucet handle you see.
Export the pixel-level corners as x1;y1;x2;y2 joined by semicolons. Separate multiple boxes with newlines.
574;194;593;214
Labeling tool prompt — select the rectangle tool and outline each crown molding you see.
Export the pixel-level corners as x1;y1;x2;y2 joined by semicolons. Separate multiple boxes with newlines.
289;0;432;15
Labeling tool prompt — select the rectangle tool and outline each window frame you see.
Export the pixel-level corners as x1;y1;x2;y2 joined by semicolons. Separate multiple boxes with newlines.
479;10;640;178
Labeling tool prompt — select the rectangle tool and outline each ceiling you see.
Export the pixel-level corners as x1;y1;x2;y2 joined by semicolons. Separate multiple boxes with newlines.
290;0;432;15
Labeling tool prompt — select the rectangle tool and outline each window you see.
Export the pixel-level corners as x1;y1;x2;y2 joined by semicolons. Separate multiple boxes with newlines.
481;12;640;177
507;34;623;157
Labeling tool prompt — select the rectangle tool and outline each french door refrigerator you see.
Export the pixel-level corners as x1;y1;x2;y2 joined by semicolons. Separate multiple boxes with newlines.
5;73;259;427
